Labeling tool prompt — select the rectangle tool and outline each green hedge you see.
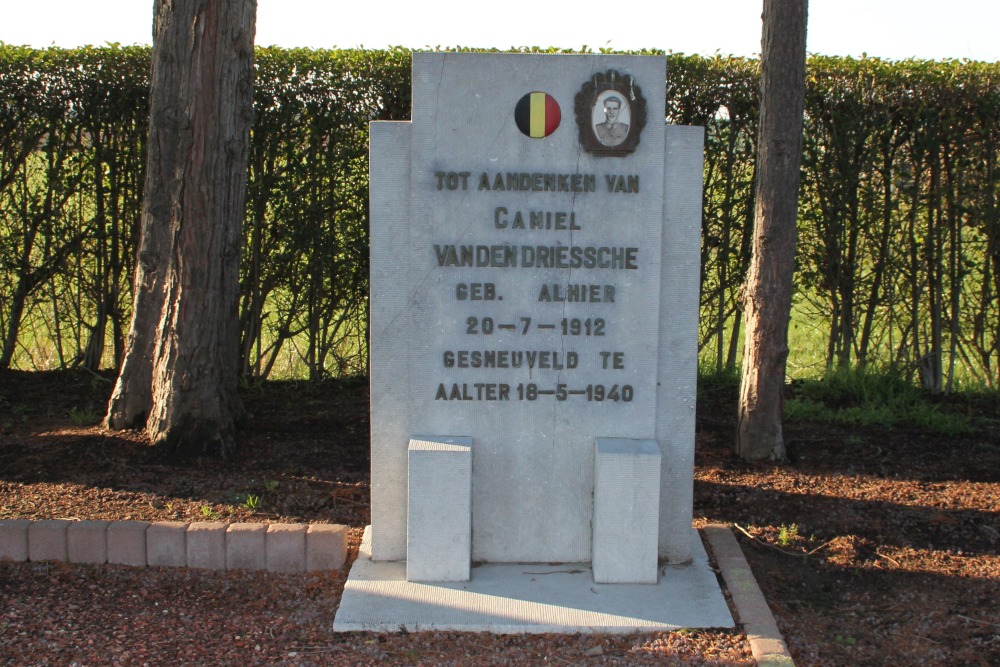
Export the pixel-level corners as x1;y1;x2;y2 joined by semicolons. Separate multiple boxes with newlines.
2;46;999;389
0;45;409;380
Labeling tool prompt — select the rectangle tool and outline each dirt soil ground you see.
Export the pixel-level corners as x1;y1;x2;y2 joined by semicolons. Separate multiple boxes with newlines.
1;369;998;666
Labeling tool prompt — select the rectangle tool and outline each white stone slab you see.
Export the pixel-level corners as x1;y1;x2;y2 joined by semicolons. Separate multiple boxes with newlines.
407;436;472;582
657;124;705;564
334;526;733;633
369;120;413;562
410;53;664;564
593;438;661;584
371;53;698;565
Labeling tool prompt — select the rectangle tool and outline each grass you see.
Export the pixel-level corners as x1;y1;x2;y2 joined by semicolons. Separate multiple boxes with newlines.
68;405;99;426
236;493;261;511
784;365;978;435
697;361;989;435
697;294;996;435
7;273;995;397
699;294;996;389
6;290;367;382
777;523;799;547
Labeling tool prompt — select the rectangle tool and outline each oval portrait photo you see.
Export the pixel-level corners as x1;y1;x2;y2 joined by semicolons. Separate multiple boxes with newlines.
591;92;632;147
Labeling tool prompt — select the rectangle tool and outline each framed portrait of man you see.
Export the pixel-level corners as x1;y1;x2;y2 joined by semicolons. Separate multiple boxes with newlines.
593;92;631;147
575;70;647;156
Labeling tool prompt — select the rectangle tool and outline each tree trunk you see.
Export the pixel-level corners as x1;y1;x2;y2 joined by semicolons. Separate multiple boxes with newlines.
736;0;808;461
105;0;256;458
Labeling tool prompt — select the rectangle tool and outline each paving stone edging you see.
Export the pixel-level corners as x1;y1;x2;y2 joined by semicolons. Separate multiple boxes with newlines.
703;524;796;667
0;519;348;573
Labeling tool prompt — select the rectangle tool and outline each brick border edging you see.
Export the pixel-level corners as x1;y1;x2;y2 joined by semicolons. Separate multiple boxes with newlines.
0;519;348;573
703;524;796;667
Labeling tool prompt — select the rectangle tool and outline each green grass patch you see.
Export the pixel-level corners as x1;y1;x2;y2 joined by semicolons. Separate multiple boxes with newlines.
68;405;99;426
785;366;978;435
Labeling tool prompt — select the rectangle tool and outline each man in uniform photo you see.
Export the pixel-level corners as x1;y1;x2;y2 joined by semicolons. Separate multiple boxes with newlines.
595;95;629;146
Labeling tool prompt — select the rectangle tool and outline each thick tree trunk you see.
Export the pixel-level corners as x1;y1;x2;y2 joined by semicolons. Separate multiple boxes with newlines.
736;0;808;461
105;0;256;458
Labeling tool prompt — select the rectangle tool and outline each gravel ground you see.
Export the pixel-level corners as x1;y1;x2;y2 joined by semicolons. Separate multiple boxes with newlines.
2;555;751;666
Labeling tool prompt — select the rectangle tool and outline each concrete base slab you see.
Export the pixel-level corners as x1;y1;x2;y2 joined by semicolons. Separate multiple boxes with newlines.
333;526;733;633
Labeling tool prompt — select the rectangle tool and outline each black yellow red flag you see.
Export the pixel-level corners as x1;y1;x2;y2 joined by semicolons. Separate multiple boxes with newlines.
514;92;561;138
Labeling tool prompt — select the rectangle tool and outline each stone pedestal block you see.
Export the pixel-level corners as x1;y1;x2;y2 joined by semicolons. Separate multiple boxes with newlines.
306;524;348;571
0;519;31;561
593;438;662;584
266;523;307;573
146;521;188;568
406;436;472;582
67;520;110;564
226;523;267;570
186;522;228;570
28;519;71;562
107;521;150;566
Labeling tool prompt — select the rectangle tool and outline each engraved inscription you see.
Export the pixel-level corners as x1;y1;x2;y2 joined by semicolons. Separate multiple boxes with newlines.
430;167;645;404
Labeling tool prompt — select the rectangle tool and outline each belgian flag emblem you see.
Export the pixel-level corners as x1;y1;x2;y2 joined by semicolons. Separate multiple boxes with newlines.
515;92;561;138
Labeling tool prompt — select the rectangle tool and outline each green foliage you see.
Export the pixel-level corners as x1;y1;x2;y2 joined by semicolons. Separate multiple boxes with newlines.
783;396;833;422
785;366;976;434
68;405;98;426
241;47;409;381
777;523;799;547
0;45;149;372
791;365;916;407
907;404;977;436
234;492;261;510
0;45;408;380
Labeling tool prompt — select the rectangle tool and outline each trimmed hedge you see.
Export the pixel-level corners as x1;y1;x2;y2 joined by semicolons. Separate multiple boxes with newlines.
2;46;999;389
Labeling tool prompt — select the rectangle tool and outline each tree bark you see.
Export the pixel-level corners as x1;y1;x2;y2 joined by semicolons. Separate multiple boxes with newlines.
736;0;808;461
105;0;256;458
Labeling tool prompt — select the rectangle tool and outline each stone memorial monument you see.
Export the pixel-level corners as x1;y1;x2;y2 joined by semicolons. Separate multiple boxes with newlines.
335;52;732;632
